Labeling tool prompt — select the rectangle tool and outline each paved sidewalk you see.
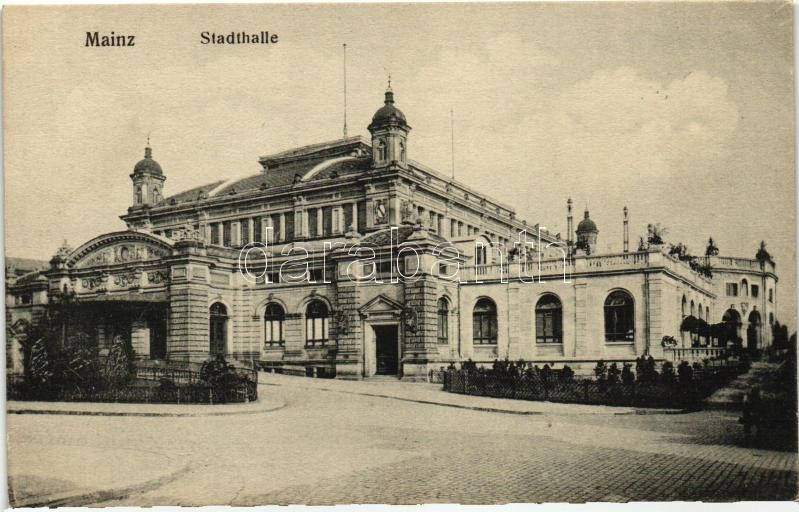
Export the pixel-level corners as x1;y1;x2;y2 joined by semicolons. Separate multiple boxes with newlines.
7;391;284;417
8;443;190;507
260;372;680;416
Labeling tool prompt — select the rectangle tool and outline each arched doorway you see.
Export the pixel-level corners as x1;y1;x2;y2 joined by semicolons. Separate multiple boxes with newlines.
747;310;762;355
721;308;741;348
209;302;228;356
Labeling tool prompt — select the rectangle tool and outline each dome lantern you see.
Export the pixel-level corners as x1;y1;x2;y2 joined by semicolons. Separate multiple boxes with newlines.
368;80;410;168
130;141;166;208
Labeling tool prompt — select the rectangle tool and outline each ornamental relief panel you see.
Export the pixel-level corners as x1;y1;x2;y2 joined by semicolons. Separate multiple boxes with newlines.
75;243;170;268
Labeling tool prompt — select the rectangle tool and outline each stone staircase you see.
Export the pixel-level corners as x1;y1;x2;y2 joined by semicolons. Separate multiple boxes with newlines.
703;361;783;410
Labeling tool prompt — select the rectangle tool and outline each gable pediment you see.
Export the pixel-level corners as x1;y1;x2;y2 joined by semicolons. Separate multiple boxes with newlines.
359;294;404;317
69;231;174;269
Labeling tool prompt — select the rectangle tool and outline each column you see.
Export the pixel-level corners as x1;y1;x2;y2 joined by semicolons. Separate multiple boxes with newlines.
261;217;272;244
279;213;286;241
247;218;254;245
316;207;324;236
365;198;375;228
298;209;309;238
231;220;241;246
351;202;358;232
390;197;401;225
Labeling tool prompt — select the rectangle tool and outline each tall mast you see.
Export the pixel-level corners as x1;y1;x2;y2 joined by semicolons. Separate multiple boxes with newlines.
342;43;348;139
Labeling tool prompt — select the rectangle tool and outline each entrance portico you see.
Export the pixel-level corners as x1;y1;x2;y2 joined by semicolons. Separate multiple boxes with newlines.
359;294;404;378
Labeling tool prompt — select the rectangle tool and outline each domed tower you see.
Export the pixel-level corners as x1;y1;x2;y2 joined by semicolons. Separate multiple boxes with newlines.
575;208;599;255
130;144;166;208
367;82;410;168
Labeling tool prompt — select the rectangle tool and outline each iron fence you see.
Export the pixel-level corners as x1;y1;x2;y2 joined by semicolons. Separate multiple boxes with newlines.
443;362;747;409
8;360;259;404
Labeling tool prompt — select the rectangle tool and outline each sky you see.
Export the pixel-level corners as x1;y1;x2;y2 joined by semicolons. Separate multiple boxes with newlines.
4;3;795;328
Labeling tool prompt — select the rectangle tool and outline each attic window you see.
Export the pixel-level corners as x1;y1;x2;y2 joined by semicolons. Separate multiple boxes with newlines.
259;182;268;190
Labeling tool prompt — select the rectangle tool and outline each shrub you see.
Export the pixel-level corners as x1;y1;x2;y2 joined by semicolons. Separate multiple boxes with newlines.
607;363;621;385
540;364;553;388
105;335;136;390
661;361;676;385
560;365;575;383
621;363;635;386
636;355;658;384
594;361;607;382
200;355;243;403
677;361;694;385
461;359;478;372
156;378;177;401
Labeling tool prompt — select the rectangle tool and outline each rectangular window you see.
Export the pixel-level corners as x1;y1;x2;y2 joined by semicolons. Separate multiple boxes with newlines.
308;209;317;238
344;205;353;233
241;221;249;246
322;207;333;235
751;285;759;298
284;212;295;240
253;218;262;244
437;312;448;344
726;283;738;296
222;222;231;247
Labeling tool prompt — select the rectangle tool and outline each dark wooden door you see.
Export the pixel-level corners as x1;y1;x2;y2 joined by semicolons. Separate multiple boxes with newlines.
374;325;399;375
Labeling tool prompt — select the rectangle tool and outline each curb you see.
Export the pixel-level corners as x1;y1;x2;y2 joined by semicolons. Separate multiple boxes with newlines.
10;458;193;507
7;398;286;418
302;384;685;416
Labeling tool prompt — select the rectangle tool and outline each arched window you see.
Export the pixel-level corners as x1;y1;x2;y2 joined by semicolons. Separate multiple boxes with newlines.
377;140;387;162
153;187;161;204
690;300;696;317
681;295;687;317
306;300;329;346
698;304;703;320
706;306;710;320
473;298;497;345
264;303;285;347
536;294;563;344
135;186;143;204
769;312;774;325
741;279;749;297
437;298;449;344
209;302;228;356
769;288;774;302
399;141;406;162
604;290;634;342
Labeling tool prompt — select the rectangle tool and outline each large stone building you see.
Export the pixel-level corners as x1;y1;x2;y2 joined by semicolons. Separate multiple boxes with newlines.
6;87;780;379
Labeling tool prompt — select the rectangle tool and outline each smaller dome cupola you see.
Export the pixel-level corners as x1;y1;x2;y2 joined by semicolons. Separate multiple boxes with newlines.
130;141;167;208
133;146;163;175
575;208;599;255
368;79;411;168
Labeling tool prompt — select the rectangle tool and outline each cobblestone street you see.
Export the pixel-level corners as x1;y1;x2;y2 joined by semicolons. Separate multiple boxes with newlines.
7;374;797;505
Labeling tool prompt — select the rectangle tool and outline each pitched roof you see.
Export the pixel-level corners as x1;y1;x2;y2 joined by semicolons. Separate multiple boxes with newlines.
6;257;49;275
361;225;449;246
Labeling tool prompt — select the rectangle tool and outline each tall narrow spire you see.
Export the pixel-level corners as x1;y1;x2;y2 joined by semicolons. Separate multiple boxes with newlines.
342;43;348;139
